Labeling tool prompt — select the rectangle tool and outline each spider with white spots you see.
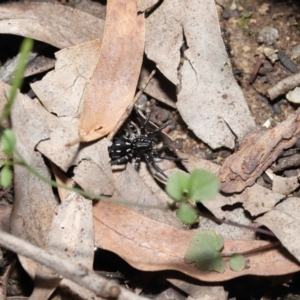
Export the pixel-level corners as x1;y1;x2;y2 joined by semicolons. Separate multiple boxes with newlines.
108;112;181;177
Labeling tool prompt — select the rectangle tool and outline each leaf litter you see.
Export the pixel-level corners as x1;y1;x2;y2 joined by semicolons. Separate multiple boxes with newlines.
1;0;300;298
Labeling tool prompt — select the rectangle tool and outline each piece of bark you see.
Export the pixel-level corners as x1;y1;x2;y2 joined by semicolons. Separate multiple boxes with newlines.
219;109;300;193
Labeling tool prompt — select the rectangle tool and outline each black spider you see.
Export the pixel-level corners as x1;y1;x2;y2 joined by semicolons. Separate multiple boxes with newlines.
108;112;180;177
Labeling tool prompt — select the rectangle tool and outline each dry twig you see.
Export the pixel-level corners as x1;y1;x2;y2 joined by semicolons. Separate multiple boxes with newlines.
0;230;147;300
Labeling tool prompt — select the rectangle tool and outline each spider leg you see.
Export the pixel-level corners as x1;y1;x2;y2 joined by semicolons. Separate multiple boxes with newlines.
151;150;183;161
147;120;173;136
134;154;142;170
144;153;167;178
140;110;152;134
128;123;138;135
155;154;183;161
110;153;133;165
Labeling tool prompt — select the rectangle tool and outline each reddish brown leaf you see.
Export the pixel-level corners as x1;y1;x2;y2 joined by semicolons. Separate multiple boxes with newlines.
94;201;300;281
78;0;145;142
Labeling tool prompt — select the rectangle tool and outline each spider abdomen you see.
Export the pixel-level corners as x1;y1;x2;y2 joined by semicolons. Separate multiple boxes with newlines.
108;135;133;162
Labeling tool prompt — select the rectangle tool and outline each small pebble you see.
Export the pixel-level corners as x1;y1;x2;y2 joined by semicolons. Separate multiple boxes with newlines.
257;27;279;46
291;44;300;60
286;87;300;104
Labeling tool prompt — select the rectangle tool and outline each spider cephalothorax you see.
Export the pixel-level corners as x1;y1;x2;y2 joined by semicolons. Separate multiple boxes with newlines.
108;112;180;177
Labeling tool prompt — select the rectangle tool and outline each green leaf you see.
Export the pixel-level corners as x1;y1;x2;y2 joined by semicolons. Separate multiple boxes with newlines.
184;230;225;273
0;165;12;188
165;171;189;201
177;203;198;225
208;254;226;273
187;169;220;202
1;129;16;155
229;254;245;272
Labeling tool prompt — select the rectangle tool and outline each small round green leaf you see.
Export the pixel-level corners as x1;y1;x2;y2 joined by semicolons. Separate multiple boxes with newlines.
165;171;189;201
177;203;198;225
184;230;225;273
229;254;245;272
1;129;16;155
187;169;220;202
0;165;12;188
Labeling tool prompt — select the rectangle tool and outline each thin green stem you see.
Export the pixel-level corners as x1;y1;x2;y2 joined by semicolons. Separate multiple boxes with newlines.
0;38;34;125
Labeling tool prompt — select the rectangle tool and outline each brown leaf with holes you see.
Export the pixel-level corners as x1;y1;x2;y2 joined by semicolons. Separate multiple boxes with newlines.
93;201;300;281
78;0;145;142
219;108;300;193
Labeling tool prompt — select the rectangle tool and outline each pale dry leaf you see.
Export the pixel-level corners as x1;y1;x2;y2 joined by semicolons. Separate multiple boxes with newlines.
31;40;101;120
113;163;181;228
177;0;255;149
94;201;300;281
145;0;255;149
242;184;284;216
219;108;300;193
266;169;300;195
273;176;299;195
48;191;95;299
3;82;59;278
0;2;104;49
137;0;160;12
176;151;285;219
24;56;56;78
200;208;255;240
138;67;177;108
145;0;183;85
78;0;145;141
36;112;114;196
167;280;228;300
256;197;300;263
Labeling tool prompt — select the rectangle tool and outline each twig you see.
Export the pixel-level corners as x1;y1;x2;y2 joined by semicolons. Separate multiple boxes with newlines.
199;212;276;237
247;55;263;85
222;241;281;257
268;73;300;100
0;230;148;300
107;69;156;141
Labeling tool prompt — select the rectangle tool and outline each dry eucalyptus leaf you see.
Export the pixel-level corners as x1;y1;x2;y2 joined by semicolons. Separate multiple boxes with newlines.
0;2;104;49
31;40;101;120
177;0;255;149
78;0;145;142
137;0;160;12
219;108;300;193
94;201;300;281
177;151;284;218
256;197;300;263
48;191;95;298
24;56;56;78
242;184;284;216
138;67;177;108
145;0;182;85
168;280;227;300
114;163;182;228
3;82;58;277
36;113;114;196
145;0;255;149
273;175;299;195
265;169;300;195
